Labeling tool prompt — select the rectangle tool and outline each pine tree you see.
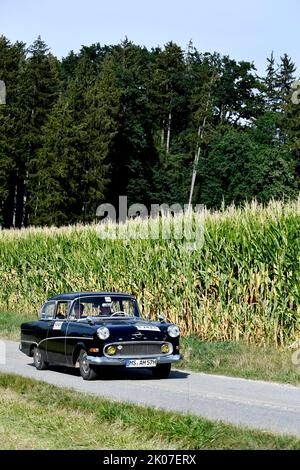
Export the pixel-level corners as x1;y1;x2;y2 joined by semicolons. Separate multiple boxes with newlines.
107;40;156;207
0;36;27;227
30;54;121;225
276;53;296;104
151;42;187;155
263;52;280;112
17;36;60;226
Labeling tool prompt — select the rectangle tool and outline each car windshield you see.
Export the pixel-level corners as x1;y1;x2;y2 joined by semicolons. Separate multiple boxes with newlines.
69;296;138;319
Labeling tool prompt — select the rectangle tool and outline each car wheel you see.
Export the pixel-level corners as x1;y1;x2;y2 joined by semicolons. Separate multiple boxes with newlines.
33;347;48;370
78;349;98;380
152;363;171;379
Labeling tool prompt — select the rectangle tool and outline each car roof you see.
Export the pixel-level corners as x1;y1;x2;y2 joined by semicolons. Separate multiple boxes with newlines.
48;292;136;301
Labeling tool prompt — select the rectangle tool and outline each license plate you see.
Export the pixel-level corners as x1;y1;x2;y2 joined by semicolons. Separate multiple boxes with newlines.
126;359;157;368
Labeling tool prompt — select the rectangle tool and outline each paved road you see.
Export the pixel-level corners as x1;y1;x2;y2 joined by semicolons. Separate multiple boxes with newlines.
1;340;300;437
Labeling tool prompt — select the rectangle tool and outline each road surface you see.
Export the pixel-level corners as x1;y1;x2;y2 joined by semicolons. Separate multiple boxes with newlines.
1;340;300;437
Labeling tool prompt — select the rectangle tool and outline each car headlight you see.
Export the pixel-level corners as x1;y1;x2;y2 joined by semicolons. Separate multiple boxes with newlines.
167;325;180;338
97;327;110;340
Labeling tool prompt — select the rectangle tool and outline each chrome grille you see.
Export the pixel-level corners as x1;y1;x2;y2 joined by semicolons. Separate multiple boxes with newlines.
104;341;173;358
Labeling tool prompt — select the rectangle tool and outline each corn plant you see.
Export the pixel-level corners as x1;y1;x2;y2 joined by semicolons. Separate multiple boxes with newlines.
1;198;300;346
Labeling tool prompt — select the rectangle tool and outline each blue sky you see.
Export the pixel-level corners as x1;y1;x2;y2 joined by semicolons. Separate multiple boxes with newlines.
1;0;299;75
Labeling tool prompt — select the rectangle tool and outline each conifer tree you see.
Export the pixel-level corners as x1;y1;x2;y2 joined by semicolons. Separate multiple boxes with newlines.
30;55;121;225
0;36;27;227
263;52;280;112
20;36;60;226
276;53;296;105
107;40;156;207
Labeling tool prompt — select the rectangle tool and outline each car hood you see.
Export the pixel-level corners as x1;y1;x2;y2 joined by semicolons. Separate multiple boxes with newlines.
91;317;171;341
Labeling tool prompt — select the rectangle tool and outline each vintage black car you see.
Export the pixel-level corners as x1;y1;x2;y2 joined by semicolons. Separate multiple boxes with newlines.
20;292;181;380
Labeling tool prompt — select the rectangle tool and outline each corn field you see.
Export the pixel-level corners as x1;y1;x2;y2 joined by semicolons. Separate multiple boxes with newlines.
1;198;300;347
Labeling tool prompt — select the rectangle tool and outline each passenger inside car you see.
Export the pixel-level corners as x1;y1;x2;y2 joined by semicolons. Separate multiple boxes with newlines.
73;302;85;319
99;304;111;316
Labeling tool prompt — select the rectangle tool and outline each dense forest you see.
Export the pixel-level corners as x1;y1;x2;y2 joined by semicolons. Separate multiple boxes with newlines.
0;35;299;228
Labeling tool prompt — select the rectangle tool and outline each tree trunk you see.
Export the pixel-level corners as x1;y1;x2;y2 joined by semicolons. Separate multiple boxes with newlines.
161;123;165;148
188;116;207;208
166;111;172;154
12;183;17;228
15;172;26;228
188;81;214;207
22;171;29;227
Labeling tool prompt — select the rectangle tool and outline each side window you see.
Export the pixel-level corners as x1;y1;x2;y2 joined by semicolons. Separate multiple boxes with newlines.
41;301;56;320
55;301;69;320
69;301;85;320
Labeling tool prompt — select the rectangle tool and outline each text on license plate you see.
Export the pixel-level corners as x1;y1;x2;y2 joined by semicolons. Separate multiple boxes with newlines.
126;359;157;368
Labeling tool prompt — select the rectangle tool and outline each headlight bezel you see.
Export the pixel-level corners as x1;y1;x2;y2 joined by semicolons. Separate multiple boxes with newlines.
97;326;110;340
167;324;180;338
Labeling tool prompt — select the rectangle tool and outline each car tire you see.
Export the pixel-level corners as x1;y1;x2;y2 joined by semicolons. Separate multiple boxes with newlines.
33;347;48;370
78;349;98;380
152;363;171;379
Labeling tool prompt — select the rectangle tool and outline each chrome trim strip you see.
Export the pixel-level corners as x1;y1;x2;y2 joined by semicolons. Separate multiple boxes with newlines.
86;354;181;366
103;341;173;359
38;336;93;346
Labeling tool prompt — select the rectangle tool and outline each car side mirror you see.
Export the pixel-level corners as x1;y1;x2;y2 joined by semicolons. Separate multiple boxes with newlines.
158;314;165;323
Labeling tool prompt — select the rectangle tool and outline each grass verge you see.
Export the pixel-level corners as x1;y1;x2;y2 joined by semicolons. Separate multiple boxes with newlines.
0;311;33;341
0;372;300;450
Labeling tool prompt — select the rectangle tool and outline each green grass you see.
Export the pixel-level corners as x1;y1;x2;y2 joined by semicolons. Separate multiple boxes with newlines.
0;372;299;450
179;336;300;385
0;311;33;341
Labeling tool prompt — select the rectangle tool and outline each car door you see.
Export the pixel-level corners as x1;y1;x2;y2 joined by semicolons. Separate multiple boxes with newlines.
36;301;57;357
46;301;70;365
64;300;94;367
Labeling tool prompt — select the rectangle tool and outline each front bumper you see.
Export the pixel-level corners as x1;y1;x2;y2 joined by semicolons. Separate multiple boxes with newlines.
86;353;181;366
